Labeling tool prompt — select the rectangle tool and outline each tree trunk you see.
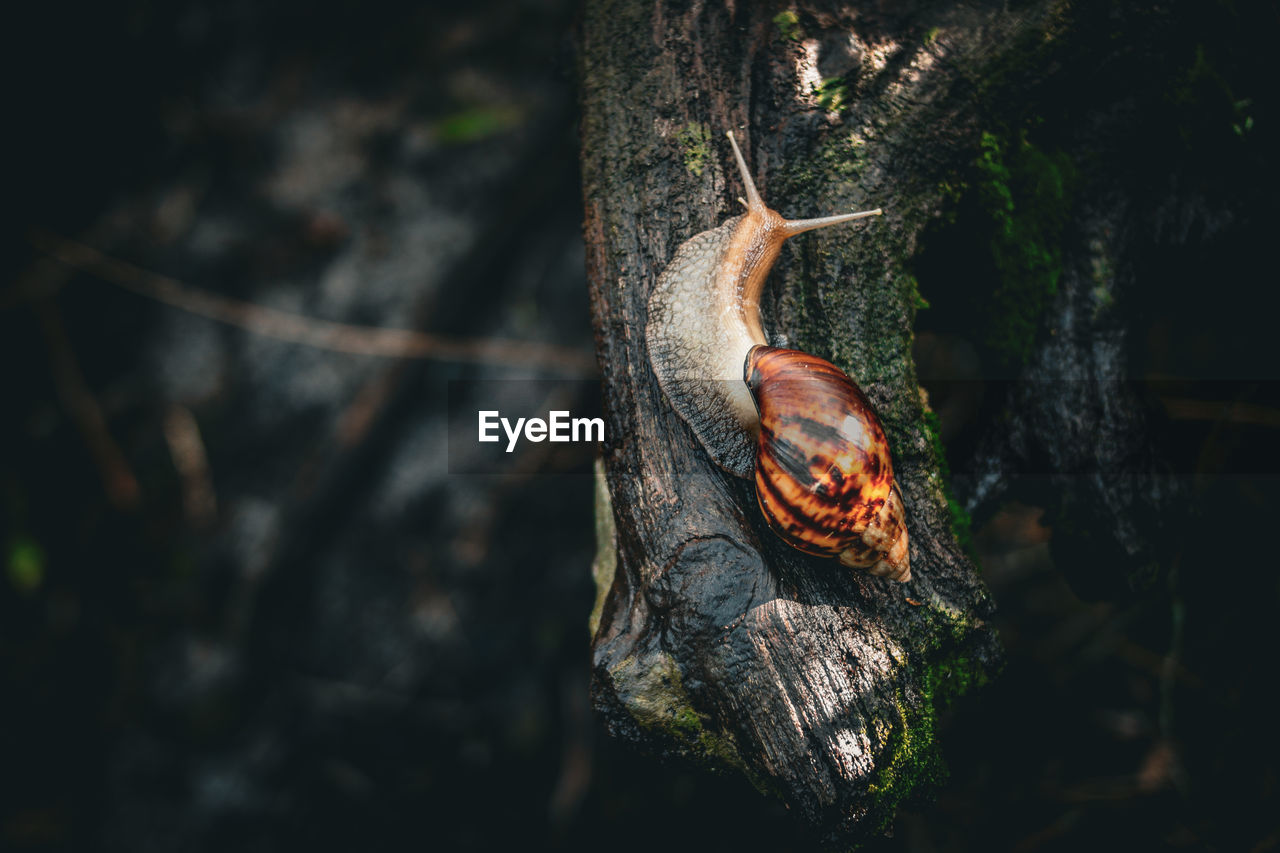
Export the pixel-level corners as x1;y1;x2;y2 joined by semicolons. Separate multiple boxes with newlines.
576;1;1076;840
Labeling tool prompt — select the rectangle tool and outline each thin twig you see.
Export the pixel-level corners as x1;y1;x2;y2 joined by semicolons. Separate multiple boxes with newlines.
161;403;218;529
35;299;141;511
28;230;600;377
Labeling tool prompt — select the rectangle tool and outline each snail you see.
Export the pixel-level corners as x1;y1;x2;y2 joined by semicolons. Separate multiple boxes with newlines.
645;130;910;582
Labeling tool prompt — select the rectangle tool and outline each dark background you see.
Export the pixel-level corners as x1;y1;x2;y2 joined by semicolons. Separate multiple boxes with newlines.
3;1;1277;850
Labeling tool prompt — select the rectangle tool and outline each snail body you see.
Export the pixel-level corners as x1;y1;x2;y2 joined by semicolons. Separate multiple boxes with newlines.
645;130;910;581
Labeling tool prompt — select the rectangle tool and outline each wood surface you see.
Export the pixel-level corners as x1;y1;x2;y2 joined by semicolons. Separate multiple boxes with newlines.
577;1;1062;839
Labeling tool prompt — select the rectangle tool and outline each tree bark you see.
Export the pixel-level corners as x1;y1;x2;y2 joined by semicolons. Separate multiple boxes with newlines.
576;0;1075;840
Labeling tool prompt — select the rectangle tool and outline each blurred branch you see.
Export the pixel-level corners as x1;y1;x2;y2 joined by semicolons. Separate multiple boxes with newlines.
27;230;599;376
161;403;218;529
1160;397;1280;428
34;299;141;511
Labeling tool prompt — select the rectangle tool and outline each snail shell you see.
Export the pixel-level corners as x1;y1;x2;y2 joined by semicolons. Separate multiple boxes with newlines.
747;345;910;580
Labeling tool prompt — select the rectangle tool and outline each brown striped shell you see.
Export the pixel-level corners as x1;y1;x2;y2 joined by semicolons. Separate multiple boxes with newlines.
747;345;910;582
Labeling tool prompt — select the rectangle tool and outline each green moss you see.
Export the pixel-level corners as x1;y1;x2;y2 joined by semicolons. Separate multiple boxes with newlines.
866;621;997;834
815;77;851;113
905;4;1080;370
866;689;946;834
820;131;871;178
909;274;930;311
921;410;974;558
917;605;995;704
608;651;763;788
772;10;800;42
972;128;1075;366
677;122;713;177
588;458;616;637
923;26;940;47
924;653;987;712
946;498;974;561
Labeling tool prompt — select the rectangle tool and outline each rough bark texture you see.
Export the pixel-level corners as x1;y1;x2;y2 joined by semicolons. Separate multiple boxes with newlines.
576;1;1074;839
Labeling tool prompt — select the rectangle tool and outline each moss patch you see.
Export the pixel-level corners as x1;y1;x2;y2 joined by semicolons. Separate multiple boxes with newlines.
865;616;998;834
866;687;946;834
608;651;760;787
677;122;713;177
921;410;974;558
815;77;851;113
914;125;1076;372
972;128;1075;365
772;10;800;42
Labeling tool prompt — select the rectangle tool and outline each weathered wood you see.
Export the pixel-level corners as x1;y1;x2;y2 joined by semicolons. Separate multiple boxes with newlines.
577;0;1072;840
